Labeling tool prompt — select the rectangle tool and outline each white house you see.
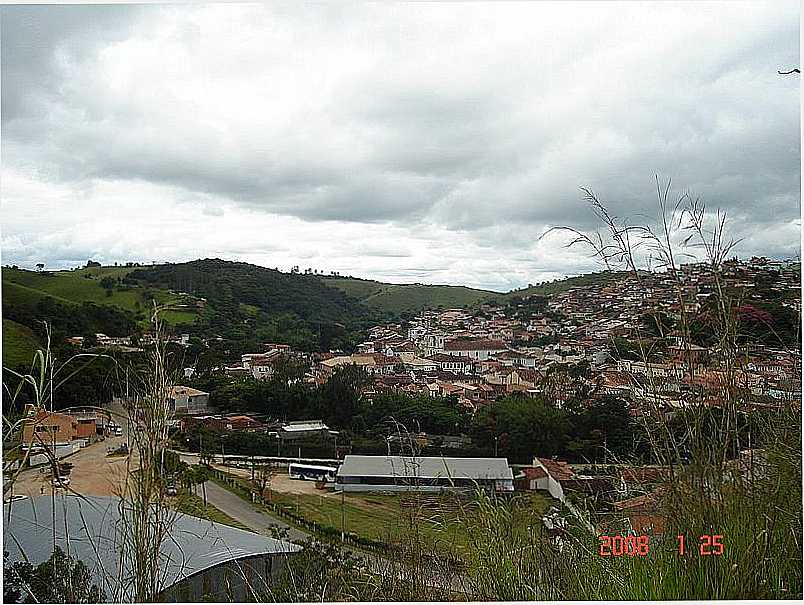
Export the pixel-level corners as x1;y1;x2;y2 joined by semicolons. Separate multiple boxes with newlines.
168;386;210;415
444;338;507;361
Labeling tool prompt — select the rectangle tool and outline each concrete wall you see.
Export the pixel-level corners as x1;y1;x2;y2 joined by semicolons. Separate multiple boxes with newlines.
29;442;81;466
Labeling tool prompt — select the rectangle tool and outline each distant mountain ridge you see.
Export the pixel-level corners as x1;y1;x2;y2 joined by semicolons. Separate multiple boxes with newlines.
321;271;621;315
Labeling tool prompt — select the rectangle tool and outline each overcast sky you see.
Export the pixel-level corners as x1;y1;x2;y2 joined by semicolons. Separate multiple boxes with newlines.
1;2;800;292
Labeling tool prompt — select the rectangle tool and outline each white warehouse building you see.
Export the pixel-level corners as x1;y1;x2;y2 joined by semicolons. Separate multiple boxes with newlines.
335;455;514;494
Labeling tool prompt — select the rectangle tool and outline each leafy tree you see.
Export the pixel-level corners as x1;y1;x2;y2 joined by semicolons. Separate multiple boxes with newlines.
642;310;675;338
472;394;570;462
254;465;276;501
564;396;637;461
267;540;364;602
315;365;370;427
3;547;105;603
271;353;310;385
356;393;469;436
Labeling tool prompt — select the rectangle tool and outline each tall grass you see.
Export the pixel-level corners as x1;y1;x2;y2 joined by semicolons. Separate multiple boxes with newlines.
269;180;801;601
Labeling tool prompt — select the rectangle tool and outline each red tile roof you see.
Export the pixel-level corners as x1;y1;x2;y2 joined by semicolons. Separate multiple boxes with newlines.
613;485;670;511
445;339;507;351
522;467;548;480
536;458;575;481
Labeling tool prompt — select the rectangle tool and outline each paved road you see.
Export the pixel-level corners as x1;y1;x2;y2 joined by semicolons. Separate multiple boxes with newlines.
201;481;309;542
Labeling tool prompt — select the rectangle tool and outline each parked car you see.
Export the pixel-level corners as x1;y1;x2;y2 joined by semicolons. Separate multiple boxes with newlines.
165;484;177;497
51;476;71;487
3;494;27;504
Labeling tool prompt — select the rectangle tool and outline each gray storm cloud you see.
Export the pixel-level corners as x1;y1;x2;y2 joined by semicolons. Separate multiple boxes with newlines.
1;1;799;288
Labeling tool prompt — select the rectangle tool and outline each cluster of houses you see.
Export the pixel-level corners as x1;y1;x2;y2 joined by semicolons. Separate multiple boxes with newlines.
222;344;292;380
172;258;800;429
17;405;121;465
296;258;800;414
65;332;191;351
63;259;800;424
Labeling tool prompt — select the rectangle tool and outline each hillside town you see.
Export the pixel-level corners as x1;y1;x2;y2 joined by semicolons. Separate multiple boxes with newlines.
14;257;791;536
193;257;800;416
2;1;800;599
6;263;801;600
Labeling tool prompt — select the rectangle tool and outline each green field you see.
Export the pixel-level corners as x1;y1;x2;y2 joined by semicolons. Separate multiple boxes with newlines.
323;272;622;315
218;472;548;552
2;319;42;369
77;265;139;279
2;266;198;327
323;277;499;315
2;279;75;309
3;267;170;312
158;309;199;325
323;277;387;300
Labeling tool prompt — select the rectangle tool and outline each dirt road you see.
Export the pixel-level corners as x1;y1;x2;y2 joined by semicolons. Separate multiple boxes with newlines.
10;433;134;498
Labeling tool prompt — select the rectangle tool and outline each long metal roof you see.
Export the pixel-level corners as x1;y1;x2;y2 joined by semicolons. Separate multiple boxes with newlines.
337;455;513;480
3;495;300;602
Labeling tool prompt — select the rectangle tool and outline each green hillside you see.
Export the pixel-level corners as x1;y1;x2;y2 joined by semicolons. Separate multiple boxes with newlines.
322;277;499;315
4;267;175;313
321;272;621;315
503;270;623;299
2;319;42;369
2;267;198;325
1;265;200;365
366;283;496;313
323;277;386;301
128;259;377;351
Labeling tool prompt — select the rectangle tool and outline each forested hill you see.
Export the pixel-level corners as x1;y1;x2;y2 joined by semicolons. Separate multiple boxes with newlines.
129;259;378;350
131;259;372;324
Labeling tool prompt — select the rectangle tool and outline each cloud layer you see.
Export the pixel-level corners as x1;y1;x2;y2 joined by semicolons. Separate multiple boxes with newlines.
1;2;800;290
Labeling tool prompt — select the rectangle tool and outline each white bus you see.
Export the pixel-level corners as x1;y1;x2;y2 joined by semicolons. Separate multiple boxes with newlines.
288;463;337;482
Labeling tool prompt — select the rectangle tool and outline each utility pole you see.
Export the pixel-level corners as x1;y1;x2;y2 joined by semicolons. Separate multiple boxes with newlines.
494;435;498;457
340;485;345;542
49;354;55;413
